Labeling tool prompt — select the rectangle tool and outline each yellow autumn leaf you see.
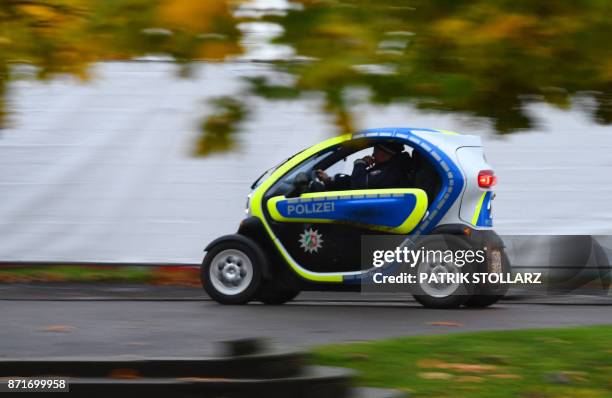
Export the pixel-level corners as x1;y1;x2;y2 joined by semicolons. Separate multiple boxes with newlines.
477;14;538;41
16;4;60;20
433;18;472;39
157;0;232;33
198;41;241;60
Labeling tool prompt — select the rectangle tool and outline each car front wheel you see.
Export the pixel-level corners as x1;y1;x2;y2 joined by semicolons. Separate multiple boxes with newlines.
202;239;264;305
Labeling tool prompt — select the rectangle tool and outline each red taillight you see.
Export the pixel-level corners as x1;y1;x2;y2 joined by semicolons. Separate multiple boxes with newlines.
478;170;497;188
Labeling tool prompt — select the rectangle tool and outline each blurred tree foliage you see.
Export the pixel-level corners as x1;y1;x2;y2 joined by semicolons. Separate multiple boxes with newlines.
1;0;612;154
0;0;241;149
196;96;249;155
256;0;612;134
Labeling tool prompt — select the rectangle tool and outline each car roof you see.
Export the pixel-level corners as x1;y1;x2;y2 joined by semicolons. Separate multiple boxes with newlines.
354;127;482;149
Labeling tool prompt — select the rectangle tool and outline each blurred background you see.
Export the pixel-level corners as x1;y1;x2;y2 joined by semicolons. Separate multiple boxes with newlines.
1;0;612;263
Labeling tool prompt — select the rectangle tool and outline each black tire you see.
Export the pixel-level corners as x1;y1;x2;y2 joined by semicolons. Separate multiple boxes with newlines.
411;235;476;309
257;282;300;305
201;238;265;305
464;249;511;308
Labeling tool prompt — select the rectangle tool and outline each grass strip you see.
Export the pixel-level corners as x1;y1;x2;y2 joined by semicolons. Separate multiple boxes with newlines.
312;325;612;398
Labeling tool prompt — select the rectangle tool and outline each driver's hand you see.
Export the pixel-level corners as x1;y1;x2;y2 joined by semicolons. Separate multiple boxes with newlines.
362;156;375;167
315;169;331;184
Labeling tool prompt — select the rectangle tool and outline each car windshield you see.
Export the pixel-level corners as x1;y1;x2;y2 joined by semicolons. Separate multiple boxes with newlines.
250;149;306;189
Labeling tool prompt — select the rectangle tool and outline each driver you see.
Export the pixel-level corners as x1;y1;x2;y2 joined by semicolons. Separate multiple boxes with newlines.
316;142;408;190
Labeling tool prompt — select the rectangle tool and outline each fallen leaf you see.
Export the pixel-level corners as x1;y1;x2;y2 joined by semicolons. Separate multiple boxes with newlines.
455;375;484;382
442;363;497;373
417;359;498;373
418;372;453;380
39;325;74;333
109;368;140;379
417;359;446;368
427;321;463;327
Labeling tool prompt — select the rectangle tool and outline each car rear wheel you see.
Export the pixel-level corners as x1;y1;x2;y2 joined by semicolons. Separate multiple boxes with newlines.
202;239;264;305
464;249;511;308
411;235;475;309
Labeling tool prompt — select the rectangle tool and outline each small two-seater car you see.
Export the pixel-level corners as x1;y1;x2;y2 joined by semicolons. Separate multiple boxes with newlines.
202;127;510;308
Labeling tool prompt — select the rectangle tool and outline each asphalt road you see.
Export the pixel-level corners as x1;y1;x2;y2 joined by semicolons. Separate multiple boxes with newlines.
1;296;611;358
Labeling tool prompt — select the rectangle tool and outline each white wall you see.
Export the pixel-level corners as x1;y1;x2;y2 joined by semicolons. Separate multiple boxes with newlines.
1;62;611;263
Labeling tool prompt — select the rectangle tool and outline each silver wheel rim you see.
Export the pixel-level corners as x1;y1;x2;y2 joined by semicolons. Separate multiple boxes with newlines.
209;249;253;296
417;259;461;298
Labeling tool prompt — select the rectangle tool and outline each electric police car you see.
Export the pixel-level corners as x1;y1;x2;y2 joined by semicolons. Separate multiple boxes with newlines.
202;128;510;308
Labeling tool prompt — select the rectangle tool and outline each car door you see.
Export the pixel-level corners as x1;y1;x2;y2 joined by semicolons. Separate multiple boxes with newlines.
265;188;428;273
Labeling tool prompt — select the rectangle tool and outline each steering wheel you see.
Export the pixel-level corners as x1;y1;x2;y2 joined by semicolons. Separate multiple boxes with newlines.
308;169;326;192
